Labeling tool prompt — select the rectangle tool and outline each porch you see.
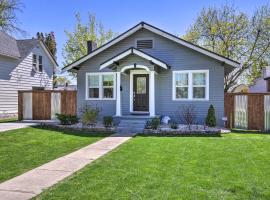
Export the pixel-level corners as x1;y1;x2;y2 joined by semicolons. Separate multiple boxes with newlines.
99;47;169;117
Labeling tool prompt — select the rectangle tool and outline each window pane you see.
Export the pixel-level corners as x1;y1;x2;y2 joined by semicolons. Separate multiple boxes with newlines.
175;73;188;86
88;75;99;87
103;74;114;86
193;73;206;85
89;88;99;98
193;87;206;98
176;87;188;99
103;88;113;98
137;77;146;94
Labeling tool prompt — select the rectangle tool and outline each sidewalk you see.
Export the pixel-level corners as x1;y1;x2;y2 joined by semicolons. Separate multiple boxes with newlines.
0;134;133;200
0;122;38;133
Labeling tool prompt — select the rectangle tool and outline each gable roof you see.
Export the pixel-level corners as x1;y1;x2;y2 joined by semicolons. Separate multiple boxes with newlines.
0;31;58;66
100;47;169;70
63;21;240;72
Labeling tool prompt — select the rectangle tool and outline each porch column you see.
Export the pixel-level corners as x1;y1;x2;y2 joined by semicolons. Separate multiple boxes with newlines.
116;72;121;116
149;71;155;117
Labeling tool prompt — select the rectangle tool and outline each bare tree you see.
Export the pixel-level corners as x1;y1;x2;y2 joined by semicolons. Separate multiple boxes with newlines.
177;104;197;127
0;0;24;34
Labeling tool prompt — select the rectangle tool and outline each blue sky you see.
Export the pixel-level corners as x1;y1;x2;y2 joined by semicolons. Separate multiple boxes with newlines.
17;0;269;77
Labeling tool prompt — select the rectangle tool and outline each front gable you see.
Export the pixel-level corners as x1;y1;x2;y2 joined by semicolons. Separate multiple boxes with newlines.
64;22;240;73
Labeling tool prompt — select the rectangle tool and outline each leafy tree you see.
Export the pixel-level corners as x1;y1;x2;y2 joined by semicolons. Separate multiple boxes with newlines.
36;31;57;58
54;76;71;86
37;31;57;87
62;13;115;67
183;4;270;91
0;0;24;34
205;104;216;127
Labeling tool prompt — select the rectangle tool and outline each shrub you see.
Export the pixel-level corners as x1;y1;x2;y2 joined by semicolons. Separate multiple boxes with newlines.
55;113;79;125
170;121;178;129
103;116;113;127
177;104;197;125
150;117;160;130
205;104;217;127
80;104;101;126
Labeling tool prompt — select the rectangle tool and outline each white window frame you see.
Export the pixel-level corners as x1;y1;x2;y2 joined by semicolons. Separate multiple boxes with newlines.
86;72;116;100
172;70;209;101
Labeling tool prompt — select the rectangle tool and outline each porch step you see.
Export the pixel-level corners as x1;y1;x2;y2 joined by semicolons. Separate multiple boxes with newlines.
117;119;146;135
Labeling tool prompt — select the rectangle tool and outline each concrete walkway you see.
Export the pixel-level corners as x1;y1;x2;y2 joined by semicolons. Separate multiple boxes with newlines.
0;134;133;200
0;122;38;133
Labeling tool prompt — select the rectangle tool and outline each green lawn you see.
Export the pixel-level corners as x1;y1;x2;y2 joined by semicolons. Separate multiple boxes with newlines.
0;126;109;183
0;117;18;123
37;133;270;200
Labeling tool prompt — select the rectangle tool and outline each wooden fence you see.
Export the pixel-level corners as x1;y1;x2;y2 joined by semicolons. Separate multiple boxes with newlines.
18;90;77;120
225;93;270;131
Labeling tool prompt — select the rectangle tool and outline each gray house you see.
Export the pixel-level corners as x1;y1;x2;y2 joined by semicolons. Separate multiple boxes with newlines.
0;31;58;116
249;66;270;93
63;22;240;126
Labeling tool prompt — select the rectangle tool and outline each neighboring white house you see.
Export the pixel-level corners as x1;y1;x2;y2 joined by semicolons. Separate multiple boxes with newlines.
0;31;58;116
249;66;270;93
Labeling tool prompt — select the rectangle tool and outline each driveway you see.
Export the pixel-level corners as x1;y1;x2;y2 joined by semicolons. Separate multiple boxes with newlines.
0;122;38;133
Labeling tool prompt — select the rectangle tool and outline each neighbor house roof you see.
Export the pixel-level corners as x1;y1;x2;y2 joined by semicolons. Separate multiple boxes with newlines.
63;21;240;72
99;47;169;70
0;31;58;66
0;31;20;59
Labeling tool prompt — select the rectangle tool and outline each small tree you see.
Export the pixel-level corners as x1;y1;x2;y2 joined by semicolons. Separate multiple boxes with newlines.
178;104;197;129
205;104;217;127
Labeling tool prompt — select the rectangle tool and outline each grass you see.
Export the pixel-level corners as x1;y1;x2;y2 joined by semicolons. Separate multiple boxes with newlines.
0;126;109;183
0;117;18;123
37;133;270;200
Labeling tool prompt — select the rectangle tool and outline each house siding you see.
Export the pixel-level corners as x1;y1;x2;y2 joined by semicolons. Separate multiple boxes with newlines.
77;29;226;125
0;45;53;115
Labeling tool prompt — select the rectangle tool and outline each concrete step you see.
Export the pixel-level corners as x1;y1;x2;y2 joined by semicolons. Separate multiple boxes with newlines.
117;119;147;134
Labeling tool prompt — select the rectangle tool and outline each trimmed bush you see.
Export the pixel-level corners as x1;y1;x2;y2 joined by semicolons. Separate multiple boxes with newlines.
205;104;217;127
55;114;79;125
150;117;160;130
80;104;101;126
103;116;113;127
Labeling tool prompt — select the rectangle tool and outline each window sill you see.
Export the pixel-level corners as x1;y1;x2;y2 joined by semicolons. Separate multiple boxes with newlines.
172;98;209;101
86;98;116;101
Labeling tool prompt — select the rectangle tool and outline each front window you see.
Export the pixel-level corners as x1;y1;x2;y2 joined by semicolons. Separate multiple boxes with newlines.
32;54;37;69
192;73;206;99
87;73;115;99
102;74;114;98
173;70;209;100
38;56;43;72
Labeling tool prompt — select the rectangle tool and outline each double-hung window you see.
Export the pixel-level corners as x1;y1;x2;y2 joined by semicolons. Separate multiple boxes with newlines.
173;70;209;100
86;73;116;100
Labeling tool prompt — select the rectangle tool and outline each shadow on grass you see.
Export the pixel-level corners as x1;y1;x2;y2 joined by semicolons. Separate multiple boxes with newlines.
136;133;222;138
232;129;270;135
32;125;112;138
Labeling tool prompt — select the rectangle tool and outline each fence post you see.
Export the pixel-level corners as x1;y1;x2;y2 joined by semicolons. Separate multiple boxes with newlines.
18;91;23;121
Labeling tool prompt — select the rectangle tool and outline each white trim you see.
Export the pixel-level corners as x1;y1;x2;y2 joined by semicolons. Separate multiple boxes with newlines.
129;70;150;113
121;64;150;73
149;71;155;116
116;72;121;116
85;72;116;100
172;70;209;101
39;41;58;67
100;48;167;70
63;22;239;72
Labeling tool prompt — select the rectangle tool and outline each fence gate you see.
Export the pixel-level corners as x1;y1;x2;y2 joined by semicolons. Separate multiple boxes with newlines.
18;90;77;120
265;95;270;131
234;95;248;129
225;93;270;131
